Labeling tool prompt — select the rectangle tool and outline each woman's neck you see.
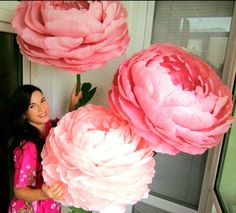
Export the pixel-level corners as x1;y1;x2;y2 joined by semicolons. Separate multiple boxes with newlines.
29;122;47;138
40;127;47;138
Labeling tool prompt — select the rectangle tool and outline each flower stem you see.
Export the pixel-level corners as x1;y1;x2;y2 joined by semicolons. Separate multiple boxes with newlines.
76;74;81;95
75;74;97;108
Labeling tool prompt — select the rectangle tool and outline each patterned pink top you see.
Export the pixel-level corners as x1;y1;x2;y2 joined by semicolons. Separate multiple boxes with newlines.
8;121;61;213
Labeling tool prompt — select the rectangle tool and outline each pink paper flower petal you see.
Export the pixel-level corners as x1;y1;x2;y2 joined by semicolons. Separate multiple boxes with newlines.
108;43;235;155
42;104;155;212
12;1;130;74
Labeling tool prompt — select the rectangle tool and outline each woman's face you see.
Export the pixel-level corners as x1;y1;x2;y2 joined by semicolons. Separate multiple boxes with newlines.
25;90;50;130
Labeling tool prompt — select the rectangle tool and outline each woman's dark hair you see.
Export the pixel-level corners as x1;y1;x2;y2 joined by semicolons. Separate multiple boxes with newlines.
8;84;45;172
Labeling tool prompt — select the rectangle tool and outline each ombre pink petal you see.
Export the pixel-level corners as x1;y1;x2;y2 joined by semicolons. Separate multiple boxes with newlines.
45;18;103;38
84;33;106;44
108;43;235;155
12;2;28;35
45;37;84;51
42;104;155;212
12;1;130;74
25;2;46;34
17;36;58;60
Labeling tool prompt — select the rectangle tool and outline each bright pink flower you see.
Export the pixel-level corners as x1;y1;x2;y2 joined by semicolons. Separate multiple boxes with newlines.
12;1;129;74
42;104;155;212
108;43;234;155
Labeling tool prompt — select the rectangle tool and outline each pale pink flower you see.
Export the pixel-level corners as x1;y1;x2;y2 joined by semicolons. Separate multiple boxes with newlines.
108;43;234;155
42;104;155;212
12;1;129;74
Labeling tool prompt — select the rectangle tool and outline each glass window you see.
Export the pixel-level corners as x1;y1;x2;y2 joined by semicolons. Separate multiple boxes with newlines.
215;79;236;213
151;1;234;77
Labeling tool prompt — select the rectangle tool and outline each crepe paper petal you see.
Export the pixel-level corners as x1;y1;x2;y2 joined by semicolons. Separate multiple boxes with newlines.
12;1;130;74
42;104;155;213
108;43;235;155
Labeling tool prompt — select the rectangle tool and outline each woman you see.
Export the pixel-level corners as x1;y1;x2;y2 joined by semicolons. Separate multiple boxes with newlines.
8;84;81;212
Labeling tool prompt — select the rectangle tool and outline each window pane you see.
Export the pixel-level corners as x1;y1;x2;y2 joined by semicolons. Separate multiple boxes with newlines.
148;0;234;210
133;202;170;213
151;1;234;77
215;80;236;213
150;153;207;209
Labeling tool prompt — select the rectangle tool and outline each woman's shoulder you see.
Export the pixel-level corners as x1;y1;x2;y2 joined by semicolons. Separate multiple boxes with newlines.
14;140;36;154
21;140;35;148
50;118;59;127
45;118;59;133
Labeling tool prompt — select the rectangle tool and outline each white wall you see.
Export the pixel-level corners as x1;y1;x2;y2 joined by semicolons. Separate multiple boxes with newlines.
30;55;125;119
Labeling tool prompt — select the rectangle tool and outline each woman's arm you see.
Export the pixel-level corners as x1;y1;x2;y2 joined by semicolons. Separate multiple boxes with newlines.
14;182;63;202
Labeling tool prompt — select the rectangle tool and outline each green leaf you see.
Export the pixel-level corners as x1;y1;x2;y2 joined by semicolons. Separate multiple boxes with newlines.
75;75;96;108
69;206;92;213
25;201;31;206
81;82;92;93
77;84;97;108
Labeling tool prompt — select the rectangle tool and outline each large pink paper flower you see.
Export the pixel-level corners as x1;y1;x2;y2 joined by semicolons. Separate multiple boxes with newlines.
42;104;155;212
12;1;129;74
108;43;234;155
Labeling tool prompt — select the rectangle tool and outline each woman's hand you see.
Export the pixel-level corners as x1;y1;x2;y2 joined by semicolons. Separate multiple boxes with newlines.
69;83;82;112
42;182;64;201
14;183;64;202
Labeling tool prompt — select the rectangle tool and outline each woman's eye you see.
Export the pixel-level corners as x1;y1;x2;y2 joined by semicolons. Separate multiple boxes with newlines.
41;98;46;103
29;105;35;109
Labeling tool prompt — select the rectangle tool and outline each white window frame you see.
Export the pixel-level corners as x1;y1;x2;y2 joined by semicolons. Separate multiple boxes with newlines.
199;2;236;213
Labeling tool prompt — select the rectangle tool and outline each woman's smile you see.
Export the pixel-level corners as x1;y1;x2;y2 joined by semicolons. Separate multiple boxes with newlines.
25;90;50;132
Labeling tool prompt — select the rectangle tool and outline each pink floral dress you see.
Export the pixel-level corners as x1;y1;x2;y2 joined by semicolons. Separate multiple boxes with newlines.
8;121;61;213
